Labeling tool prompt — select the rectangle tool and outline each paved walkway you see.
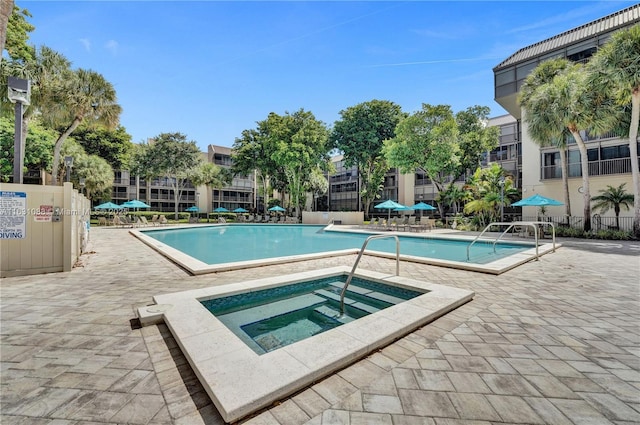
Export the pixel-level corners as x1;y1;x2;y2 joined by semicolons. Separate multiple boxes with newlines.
1;227;639;424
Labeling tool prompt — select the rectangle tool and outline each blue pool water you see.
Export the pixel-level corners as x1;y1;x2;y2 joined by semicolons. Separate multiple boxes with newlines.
144;224;530;265
201;275;424;354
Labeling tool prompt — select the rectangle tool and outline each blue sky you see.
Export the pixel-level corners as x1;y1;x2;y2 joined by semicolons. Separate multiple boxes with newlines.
21;1;638;150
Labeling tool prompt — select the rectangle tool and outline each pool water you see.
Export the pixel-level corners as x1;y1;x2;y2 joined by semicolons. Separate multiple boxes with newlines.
201;275;424;354
145;224;529;265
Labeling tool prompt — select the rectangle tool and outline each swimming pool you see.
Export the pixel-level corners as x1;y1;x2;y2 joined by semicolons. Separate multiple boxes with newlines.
138;266;475;422
132;224;553;274
202;274;424;354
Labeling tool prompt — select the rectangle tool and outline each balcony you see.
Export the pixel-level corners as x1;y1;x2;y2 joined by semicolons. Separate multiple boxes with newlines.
543;157;637;179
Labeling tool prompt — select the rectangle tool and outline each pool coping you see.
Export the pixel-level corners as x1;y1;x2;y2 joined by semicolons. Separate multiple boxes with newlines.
137;266;475;423
129;224;560;275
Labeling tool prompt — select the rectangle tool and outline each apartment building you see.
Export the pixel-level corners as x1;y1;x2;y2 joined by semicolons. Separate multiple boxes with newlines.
493;5;639;222
109;6;638;221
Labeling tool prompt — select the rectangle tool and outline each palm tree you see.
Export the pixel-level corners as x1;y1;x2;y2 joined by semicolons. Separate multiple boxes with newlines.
464;164;517;226
591;183;634;230
519;59;573;223
1;46;71;178
519;59;596;231
45;69;121;185
588;25;640;238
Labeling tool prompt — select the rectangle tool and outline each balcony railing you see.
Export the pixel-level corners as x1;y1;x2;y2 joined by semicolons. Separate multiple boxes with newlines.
542;157;638;179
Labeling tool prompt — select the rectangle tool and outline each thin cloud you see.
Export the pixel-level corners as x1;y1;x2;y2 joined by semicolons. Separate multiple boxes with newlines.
367;55;502;68
79;38;91;52
105;40;119;55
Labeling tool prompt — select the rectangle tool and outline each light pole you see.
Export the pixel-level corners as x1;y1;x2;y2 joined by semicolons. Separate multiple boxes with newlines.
499;177;505;222
64;156;74;183
7;76;31;184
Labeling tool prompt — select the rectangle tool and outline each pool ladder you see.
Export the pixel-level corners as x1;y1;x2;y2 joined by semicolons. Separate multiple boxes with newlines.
466;221;556;261
339;234;400;315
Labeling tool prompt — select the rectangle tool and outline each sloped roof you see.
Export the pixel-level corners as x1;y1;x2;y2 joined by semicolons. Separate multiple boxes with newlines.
494;4;640;70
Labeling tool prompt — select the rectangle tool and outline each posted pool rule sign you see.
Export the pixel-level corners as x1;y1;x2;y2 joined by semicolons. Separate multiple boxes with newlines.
0;191;27;239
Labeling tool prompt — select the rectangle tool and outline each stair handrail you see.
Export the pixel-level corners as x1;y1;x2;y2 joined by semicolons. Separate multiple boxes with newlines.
467;221;556;261
340;234;400;315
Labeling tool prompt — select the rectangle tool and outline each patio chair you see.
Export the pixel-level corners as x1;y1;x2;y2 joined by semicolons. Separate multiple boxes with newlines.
218;217;227;224
151;215;159;226
140;216;150;226
158;215;168;225
368;218;378;229
396;216;409;231
98;217;108;226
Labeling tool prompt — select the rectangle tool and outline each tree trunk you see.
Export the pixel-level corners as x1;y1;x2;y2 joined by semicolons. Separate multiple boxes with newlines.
571;129;591;231
629;89;640;238
51;117;82;185
0;0;13;53
559;148;572;224
172;180;180;220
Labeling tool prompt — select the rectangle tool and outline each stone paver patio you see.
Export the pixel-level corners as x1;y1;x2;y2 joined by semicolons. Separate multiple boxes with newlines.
1;226;639;424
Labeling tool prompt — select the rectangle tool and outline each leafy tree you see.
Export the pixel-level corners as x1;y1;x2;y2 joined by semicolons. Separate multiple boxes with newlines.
330;100;405;218
588;25;640;237
265;109;330;218
519;59;575;221
383;103;460;216
74;153;114;200
591;183;634;230
142;132;203;219
71;124;133;170
3;4;34;62
0;116;55;182
44;69;121;185
232;127;279;213
308;166;329;211
454;105;500;179
0;1;14;54
128;142;155;205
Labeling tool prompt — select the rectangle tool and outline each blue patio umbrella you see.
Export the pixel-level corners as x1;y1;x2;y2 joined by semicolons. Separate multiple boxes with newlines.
394;205;414;214
411;201;436;218
122;199;151;209
214;207;229;212
233;207;248;213
94;202;122;210
185;206;199;212
268;205;286;212
512;194;563;207
375;199;406;222
411;201;436;211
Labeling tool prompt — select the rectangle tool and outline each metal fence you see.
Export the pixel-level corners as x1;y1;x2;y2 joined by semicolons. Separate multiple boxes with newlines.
520;215;633;232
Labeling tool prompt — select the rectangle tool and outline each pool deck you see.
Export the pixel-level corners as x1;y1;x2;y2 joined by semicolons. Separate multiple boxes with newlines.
1;226;639;424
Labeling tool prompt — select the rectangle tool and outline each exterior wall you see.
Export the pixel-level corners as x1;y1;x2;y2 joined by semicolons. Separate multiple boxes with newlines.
302;211;364;225
1;182;90;277
520;111;635;221
397;173;415;206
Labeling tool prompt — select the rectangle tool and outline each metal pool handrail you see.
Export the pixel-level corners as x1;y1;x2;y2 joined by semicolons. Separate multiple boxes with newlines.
466;221;557;261
340;234;400;315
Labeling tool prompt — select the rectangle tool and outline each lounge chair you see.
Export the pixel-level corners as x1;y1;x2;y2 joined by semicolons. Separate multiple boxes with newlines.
218;217;227;224
140;216;150;226
368;218;378;229
98;217;108;226
396;216;409;231
158;215;168;225
151;215;159;226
